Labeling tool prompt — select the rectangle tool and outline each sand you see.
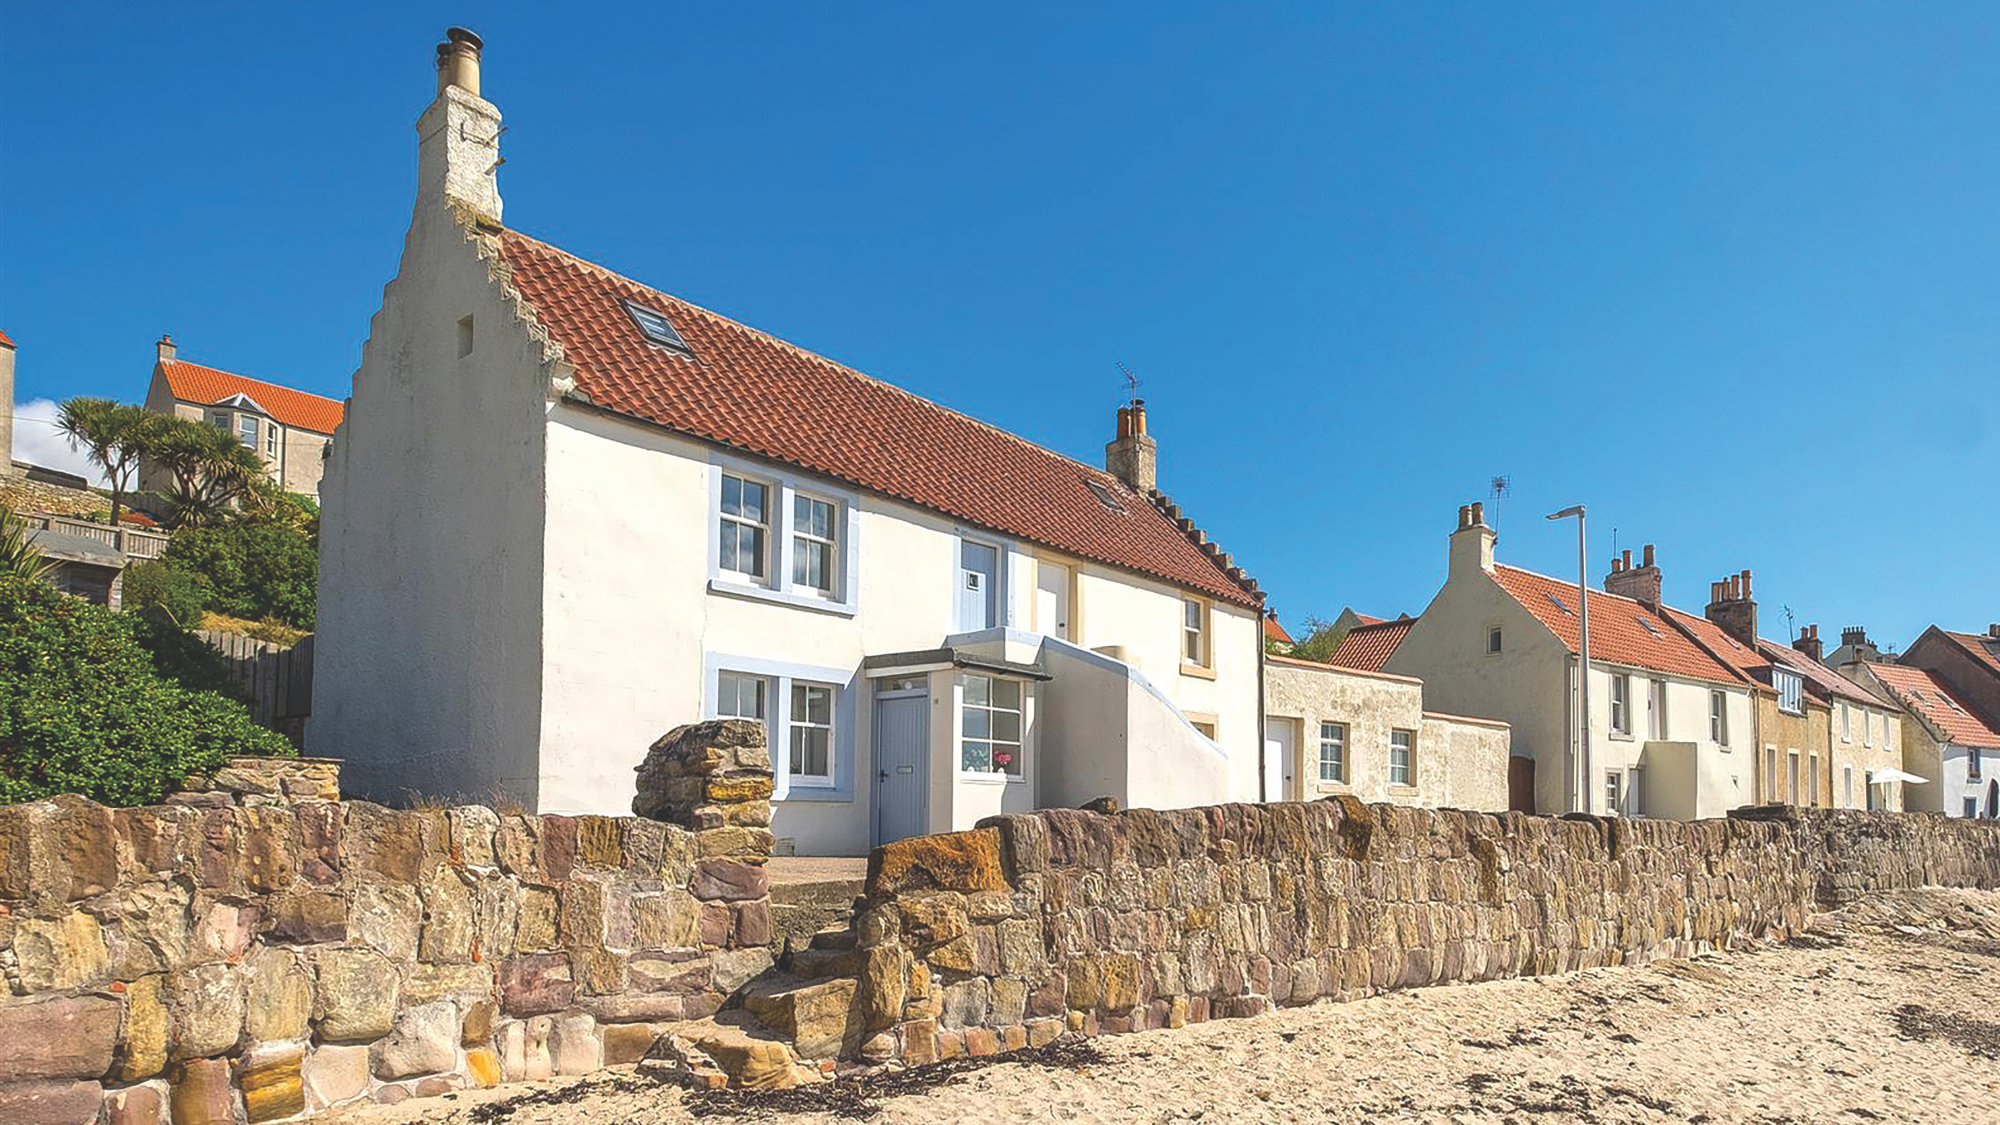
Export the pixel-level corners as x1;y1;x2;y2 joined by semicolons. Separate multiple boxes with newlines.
327;887;2000;1125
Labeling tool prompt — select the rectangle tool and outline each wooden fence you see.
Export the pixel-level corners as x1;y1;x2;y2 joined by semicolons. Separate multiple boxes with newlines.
21;513;171;560
195;630;314;746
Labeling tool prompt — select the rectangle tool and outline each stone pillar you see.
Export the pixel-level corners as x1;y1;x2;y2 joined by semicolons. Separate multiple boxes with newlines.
631;720;774;858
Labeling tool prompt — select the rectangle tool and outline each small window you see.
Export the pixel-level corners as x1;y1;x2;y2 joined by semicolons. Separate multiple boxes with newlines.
1638;617;1663;637
790;682;835;783
1389;729;1415;787
718;473;770;580
1647;679;1667;740
1189;718;1218;740
1084;479;1125;512
1840;702;1852;741
210;411;230;430
1843;766;1853;807
1765;746;1778;802
457;314;475;357
1863;709;1873;747
961;675;1024;776
1605;770;1623;815
1971;748;1983;781
791;493;839;594
1487;627;1503;655
265;423;279;458
717;671;768;722
624;300;693;354
1182;597;1209;667
1317;722;1347;783
1788;752;1801;805
1610;674;1631;734
1710;690;1729;745
1547;593;1573;616
238;415;258;448
1775;669;1803;716
1807;752;1819;806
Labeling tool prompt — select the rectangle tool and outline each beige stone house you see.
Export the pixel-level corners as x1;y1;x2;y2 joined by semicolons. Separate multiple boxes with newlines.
139;335;344;499
1263;654;1510;810
1850;661;2000;818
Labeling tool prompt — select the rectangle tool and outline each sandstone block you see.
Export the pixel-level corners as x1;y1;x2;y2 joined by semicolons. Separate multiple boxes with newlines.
1026;1017;1063;1046
239;806;300;893
10;910;108;993
0;1079;105;1125
451;806;500;869
744;976;859;1060
246;946;315;1042
709;947;774;995
193;899;259;962
238;1043;305;1123
466;1046;502;1087
414;1075;458;1097
690;859;769;902
266;891;346;944
97;881;191;979
549;1012;601;1076
348;881;422;959
0;794;117;907
168;1058;233;1125
115;975;169;1083
865;827;1007;897
303;1043;370;1109
631;890;701;949
103;1083;165;1125
314;947;401;1041
629;950;710;993
963;1026;1000;1057
372;1000;459;1079
601;1022;665;1065
420;869;479;962
899;1018;937;1065
462;998;499;1045
576;816;625;867
296;800;342;885
499;1017;553;1082
667;1018;811;1090
938;978;990;1031
856;946;907;1030
166;961;246;1061
500;953;574;1016
342;803;435;883
403;962;495;1006
516;886;559;951
1104;953;1142;1011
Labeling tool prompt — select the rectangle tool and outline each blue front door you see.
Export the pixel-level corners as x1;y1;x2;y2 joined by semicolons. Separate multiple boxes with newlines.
874;689;929;844
958;540;999;631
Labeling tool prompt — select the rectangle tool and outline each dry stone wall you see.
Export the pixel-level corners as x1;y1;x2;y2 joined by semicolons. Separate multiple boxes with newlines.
0;720;776;1125
843;799;2000;1064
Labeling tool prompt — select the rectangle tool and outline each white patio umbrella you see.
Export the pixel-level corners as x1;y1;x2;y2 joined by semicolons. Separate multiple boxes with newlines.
1869;767;1928;785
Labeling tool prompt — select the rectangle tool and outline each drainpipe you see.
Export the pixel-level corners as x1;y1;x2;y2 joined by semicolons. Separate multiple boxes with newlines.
1257;610;1269;802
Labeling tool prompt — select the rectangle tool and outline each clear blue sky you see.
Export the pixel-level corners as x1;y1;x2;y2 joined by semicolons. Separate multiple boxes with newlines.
3;3;1992;650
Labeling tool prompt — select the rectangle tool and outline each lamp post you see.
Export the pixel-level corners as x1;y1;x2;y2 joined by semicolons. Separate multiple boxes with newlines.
1547;505;1590;813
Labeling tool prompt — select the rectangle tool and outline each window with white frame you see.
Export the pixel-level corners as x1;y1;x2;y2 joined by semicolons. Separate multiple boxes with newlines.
1844;766;1853;807
789;682;835;784
718;473;771;581
716;671;768;724
1389;729;1415;787
1610;673;1632;734
1605;770;1623;815
265;422;278;458
1840;702;1852;741
1807;752;1818;805
1648;679;1667;740
791;493;838;594
960;674;1024;777
1863;708;1873;747
1710;690;1729;745
1183;598;1208;666
210;411;229;430
1318;722;1347;783
238;415;258;448
1775;668;1803;715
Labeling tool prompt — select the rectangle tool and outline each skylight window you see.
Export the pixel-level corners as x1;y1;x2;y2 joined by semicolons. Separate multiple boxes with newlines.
1084;479;1126;512
1547;593;1573;616
1638;618;1663;637
624;300;693;355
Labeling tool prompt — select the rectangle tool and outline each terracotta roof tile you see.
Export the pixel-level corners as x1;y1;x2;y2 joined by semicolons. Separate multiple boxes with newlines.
1757;639;1883;706
495;228;1258;607
1494;566;1743;685
1942;630;2000;680
0;329;14;348
1868;663;2000;748
1329;619;1414;672
1264;615;1294;645
160;360;344;435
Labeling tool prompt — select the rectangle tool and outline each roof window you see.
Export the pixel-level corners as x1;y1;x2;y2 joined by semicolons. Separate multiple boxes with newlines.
1638;618;1663;637
1084;479;1126;512
624;300;693;356
1547;593;1573;616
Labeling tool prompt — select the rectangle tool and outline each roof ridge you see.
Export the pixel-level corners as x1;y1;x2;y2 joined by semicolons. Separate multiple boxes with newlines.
1494;563;1652;610
500;227;1137;493
161;358;342;407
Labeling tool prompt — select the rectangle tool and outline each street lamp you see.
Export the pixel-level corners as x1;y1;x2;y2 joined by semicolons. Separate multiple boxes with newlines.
1547;505;1590;813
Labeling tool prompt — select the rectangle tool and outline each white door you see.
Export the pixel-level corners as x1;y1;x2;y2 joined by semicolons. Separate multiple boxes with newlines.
1035;562;1071;641
1263;718;1298;801
958;541;999;631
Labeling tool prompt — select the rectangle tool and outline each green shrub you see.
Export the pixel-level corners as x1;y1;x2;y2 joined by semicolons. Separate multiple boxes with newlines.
122;560;213;627
128;611;245;699
163;521;317;630
0;575;292;806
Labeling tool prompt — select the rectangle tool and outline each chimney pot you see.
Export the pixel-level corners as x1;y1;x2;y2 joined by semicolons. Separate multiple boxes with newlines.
435;26;484;97
1457;504;1471;529
1470;501;1484;525
1643;543;1655;567
1621;548;1632;570
1989;623;1999;639
156;333;177;364
1740;570;1753;597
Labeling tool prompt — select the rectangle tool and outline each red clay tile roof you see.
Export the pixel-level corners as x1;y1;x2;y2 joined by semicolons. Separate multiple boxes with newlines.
0;329;14;348
1758;639;1883;706
1494;566;1744;685
1264;615;1294;646
1350;613;1386;626
160;360;344;435
1868;663;2000;748
495;228;1258;607
1942;630;2000;680
1329;619;1414;672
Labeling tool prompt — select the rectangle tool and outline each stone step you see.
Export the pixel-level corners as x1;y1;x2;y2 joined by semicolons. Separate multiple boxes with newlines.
663;1014;823;1090
809;926;858;952
739;975;862;1061
784;945;860;981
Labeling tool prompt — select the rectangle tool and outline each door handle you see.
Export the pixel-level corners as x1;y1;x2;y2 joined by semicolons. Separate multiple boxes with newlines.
878;770;889;782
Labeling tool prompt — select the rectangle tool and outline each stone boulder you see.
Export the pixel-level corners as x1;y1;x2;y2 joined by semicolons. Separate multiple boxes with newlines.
632;721;773;832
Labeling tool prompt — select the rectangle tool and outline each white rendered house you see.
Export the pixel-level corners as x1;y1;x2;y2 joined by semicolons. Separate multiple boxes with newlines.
312;30;1266;854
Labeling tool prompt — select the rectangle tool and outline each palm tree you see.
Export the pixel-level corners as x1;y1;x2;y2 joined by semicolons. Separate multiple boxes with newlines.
145;417;270;529
0;508;54;582
55;397;156;528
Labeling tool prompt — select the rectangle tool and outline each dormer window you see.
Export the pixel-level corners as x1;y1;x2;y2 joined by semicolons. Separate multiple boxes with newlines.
1775;668;1803;715
625;300;693;356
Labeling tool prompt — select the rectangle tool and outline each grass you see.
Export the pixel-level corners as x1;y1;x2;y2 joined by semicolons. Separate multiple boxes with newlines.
198;611;308;647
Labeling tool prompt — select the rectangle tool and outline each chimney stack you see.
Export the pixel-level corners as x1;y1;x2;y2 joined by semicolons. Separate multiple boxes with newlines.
0;330;14;474
1604;541;1662;608
1794;623;1823;663
156;333;177;364
416;27;503;223
1449;499;1497;576
1103;399;1158;493
1704;568;1758;647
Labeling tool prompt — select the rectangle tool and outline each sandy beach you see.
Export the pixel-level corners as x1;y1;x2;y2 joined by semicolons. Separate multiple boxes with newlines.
326;887;2000;1125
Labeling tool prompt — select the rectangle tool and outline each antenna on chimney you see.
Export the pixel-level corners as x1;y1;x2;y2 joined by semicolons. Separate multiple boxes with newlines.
1782;603;1795;643
1116;361;1142;405
1487;474;1510;529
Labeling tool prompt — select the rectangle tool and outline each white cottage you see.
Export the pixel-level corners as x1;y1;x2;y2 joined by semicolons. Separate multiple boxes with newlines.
312;30;1266;854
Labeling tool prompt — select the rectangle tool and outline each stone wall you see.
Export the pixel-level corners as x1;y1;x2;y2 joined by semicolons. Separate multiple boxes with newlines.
0;721;776;1124
841;799;2000;1064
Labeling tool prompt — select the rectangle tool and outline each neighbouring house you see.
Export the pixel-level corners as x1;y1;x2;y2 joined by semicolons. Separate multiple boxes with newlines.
1328;616;1416;672
1263;610;1294;652
1825;624;1888;670
1897;625;2000;735
1263;653;1510;810
1779;624;1905;812
314;29;1266;855
1849;661;2000;819
1384;505;1757;818
139;334;344;500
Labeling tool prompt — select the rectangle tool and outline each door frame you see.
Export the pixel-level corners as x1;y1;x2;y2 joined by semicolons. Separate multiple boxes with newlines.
871;681;932;846
1033;557;1076;642
955;535;1005;633
1262;715;1301;801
